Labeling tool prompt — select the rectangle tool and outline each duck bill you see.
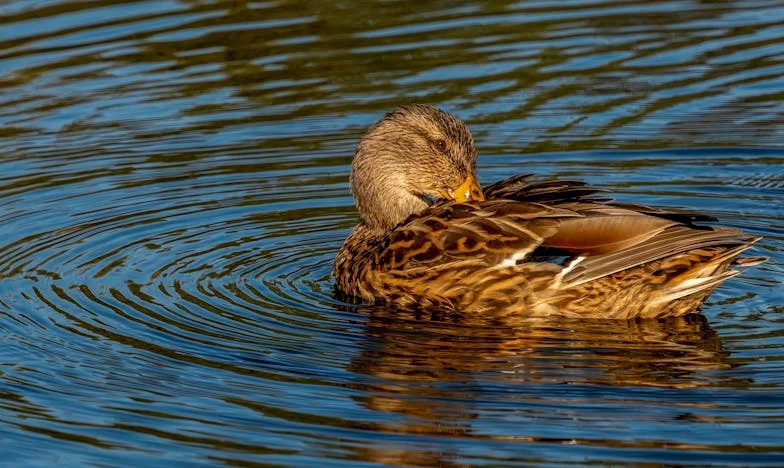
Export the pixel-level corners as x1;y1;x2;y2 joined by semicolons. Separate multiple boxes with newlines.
454;174;485;203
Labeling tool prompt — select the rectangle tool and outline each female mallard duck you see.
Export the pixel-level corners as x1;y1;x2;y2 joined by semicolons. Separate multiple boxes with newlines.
333;105;764;319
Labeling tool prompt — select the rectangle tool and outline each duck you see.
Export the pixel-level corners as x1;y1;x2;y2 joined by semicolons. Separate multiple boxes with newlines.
333;104;765;319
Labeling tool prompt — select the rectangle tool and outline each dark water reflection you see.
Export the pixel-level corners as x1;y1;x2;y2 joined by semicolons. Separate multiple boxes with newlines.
0;0;783;465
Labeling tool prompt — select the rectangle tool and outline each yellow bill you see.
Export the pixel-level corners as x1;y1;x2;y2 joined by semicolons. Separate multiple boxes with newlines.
441;174;485;203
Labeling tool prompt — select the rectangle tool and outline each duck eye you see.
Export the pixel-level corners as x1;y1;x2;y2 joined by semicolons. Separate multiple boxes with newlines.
435;138;448;152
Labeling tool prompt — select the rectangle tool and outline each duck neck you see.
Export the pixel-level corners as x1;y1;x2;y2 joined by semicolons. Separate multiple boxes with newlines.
350;149;428;231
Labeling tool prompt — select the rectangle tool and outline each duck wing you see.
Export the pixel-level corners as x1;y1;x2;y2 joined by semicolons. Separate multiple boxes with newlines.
544;206;758;288
378;199;732;274
378;200;578;271
374;196;757;313
485;174;718;224
378;198;707;277
484;174;611;204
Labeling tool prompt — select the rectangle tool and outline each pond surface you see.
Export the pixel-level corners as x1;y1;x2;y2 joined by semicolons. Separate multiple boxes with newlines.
1;0;783;465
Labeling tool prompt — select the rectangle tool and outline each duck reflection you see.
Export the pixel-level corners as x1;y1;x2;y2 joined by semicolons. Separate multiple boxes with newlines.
345;307;732;464
351;307;729;388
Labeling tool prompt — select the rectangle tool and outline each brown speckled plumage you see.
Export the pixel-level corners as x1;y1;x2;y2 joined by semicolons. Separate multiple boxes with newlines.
334;105;764;319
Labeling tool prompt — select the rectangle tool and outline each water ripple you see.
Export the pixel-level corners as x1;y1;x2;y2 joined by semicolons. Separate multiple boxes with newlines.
0;0;782;465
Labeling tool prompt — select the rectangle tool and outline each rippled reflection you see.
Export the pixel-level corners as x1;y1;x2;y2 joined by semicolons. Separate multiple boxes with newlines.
353;311;731;391
0;0;782;465
338;309;776;466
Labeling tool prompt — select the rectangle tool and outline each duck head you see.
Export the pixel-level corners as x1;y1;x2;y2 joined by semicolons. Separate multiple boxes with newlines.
350;104;485;232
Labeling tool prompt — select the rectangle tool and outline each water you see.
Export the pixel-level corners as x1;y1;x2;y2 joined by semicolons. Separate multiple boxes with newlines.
0;0;782;465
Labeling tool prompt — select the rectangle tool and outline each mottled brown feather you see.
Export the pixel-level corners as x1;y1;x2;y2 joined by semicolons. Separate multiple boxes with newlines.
333;105;764;319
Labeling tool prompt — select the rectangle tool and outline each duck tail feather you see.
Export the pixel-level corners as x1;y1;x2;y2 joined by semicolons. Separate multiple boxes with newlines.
653;270;740;304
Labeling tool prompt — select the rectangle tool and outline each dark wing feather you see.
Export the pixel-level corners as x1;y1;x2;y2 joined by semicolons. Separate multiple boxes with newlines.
485;174;718;225
608;202;719;224
484;174;612;204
